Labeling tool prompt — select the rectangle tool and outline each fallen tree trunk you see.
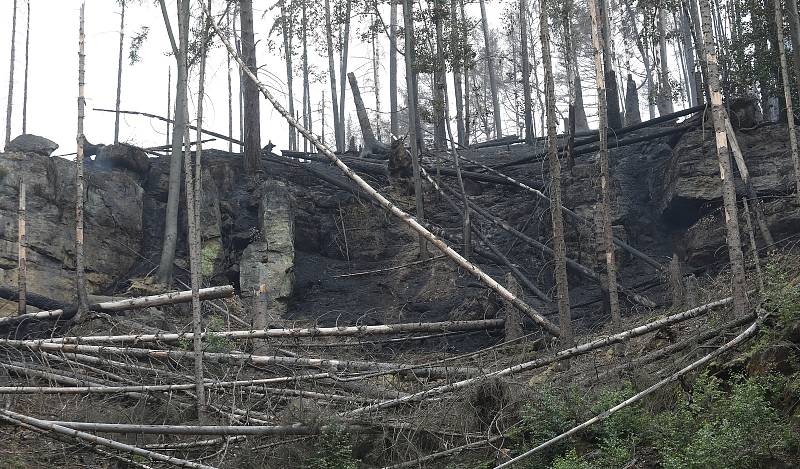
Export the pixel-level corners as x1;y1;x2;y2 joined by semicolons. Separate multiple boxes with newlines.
48;420;376;436
48;319;505;344
0;409;214;469
432;174;656;308
94;107;242;146
496;314;761;468
456;154;664;272
0;286;235;326
202;6;561;338
343;295;735;417
0;339;480;379
493;125;692;169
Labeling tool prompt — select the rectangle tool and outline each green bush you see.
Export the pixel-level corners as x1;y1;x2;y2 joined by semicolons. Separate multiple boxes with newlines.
305;426;359;469
655;373;796;469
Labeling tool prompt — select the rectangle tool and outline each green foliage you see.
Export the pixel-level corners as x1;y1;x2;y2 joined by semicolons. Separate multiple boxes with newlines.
550;449;591;469
305;426;359;469
654;373;796;469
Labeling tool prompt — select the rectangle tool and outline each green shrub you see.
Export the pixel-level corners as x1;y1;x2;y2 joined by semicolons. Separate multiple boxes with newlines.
655;373;795;469
305;426;359;469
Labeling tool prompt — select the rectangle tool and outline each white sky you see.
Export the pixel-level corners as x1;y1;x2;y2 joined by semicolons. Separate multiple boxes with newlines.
0;0;685;156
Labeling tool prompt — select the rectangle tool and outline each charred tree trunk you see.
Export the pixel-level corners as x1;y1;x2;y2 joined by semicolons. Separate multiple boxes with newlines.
479;0;503;138
520;0;534;143
17;178;26;316
75;2;88;320
21;0;29;134
114;1;125;144
280;0;296;152
156;0;190;285
403;0;428;258
240;0;261;174
5;0;18;148
625;73;642;125
540;0;572;346
657;5;674;115
389;0;399;138
338;0;353;152
699;0;749;317
589;0;622;335
775;0;800;203
324;0;343;152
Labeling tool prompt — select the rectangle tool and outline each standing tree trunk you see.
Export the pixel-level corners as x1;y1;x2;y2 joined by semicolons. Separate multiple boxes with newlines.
461;0;471;143
680;4;698;106
589;0;622;335
227;9;233;153
156;0;190;285
625;73;642;125
324;0;343;152
338;0;353;152
302;0;310;152
371;11;381;142
166;67;171;146
21;0;29;134
186;0;211;420
240;0;261;174
5;0;18;148
657;5;674;115
433;0;447;150
114;1;125;144
389;0;399;138
403;0;428;259
520;0;533;143
451;0;466;146
540;0;572;346
75;2;88;320
17;178;26;316
785;0;800;94
624;1;656;118
699;0;749;317
280;0;296;152
478;0;503;138
775;0;800;203
600;0;623;129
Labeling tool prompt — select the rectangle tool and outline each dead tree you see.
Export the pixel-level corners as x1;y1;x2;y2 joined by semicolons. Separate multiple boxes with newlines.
540;0;572;345
114;0;125;143
203;2;560;337
17;178;26;316
240;0;261;174
75;2;88;320
699;0;749;317
775;0;800;204
589;0;622;335
21;0;29;134
478;0;503;137
403;0;429;259
156;0;190;284
5;0;18;148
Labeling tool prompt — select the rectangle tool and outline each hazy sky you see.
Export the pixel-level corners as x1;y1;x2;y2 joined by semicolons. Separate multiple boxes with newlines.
0;0;409;155
0;1;682;157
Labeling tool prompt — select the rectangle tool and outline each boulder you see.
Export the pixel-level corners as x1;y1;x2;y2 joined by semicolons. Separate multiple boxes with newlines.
5;134;58;156
660;125;797;225
94;144;151;178
240;181;295;325
0;151;143;306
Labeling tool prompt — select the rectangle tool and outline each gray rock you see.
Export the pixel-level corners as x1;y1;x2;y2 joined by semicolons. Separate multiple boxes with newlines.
94;144;151;178
0;151;143;304
240;181;295;325
5;134;59;156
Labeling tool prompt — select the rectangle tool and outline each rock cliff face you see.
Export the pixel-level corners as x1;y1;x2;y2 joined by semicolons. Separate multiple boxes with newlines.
1;121;798;327
0;150;143;306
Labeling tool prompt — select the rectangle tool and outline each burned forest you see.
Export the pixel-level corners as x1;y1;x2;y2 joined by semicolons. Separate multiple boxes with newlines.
1;0;800;467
